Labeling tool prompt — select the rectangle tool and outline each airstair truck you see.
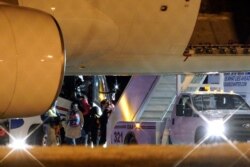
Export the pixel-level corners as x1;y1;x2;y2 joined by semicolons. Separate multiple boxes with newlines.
111;91;250;145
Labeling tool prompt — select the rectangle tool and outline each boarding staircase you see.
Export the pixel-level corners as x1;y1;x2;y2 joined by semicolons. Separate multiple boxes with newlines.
136;74;217;122
136;75;177;122
111;74;221;123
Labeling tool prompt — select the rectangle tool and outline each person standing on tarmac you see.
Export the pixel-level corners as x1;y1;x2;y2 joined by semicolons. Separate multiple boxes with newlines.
78;95;91;145
89;106;100;146
41;103;61;146
99;99;114;145
65;102;84;145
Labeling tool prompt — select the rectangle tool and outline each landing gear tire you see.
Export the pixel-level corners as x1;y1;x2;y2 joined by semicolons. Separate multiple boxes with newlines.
195;127;206;144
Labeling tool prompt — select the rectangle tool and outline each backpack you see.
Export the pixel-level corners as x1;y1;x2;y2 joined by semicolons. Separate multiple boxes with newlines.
68;110;81;127
77;98;90;115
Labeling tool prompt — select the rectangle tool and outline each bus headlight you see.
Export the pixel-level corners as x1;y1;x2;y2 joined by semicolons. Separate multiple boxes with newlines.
207;120;225;137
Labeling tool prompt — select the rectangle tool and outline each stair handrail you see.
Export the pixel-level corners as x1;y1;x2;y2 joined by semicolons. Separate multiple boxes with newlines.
133;76;160;121
161;94;177;121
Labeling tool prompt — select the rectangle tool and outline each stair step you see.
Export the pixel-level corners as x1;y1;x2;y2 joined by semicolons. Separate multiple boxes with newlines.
152;92;176;97
144;105;167;111
138;75;177;121
150;96;174;100
140;117;162;122
148;97;170;104
154;87;176;92
158;82;176;86
142;109;164;114
146;101;171;106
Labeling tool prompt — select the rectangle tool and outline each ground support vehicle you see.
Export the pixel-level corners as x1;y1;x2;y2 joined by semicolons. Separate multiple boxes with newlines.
111;91;250;145
168;91;250;144
111;121;165;145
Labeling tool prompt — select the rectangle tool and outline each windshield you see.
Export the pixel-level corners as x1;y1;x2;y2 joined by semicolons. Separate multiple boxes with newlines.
192;94;250;111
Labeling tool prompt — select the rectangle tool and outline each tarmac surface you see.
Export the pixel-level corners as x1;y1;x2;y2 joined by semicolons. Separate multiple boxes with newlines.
0;143;250;167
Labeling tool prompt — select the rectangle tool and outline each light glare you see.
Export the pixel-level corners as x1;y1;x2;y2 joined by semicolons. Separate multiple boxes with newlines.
51;7;56;11
47;55;53;59
135;123;141;129
207;120;225;137
8;139;28;150
114;84;119;90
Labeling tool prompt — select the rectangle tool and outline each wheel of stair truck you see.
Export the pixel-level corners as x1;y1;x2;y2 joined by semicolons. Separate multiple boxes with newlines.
195;127;206;144
27;124;45;145
124;132;138;144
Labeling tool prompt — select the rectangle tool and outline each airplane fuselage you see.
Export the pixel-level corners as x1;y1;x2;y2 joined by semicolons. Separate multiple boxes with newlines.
20;0;201;74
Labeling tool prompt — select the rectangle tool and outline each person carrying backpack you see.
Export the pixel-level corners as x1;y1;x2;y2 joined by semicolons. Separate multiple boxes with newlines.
65;102;84;145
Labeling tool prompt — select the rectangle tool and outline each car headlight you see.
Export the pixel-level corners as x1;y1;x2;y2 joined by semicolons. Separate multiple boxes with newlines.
207;120;225;137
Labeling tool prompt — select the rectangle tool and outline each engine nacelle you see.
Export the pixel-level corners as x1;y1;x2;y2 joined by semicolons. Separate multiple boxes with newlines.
0;5;65;118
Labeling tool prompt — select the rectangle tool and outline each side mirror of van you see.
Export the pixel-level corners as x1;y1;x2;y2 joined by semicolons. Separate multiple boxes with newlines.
176;104;184;116
184;108;193;117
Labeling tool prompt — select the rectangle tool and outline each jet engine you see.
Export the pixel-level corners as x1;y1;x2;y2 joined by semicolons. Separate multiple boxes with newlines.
0;4;65;118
